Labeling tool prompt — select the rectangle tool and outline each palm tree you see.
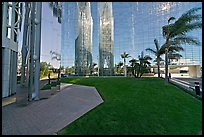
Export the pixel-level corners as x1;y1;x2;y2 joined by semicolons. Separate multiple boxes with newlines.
117;62;123;74
90;63;97;75
138;51;152;78
145;39;164;78
129;58;138;77
121;52;131;77
50;50;61;81
160;41;184;77
129;52;152;78
162;7;202;85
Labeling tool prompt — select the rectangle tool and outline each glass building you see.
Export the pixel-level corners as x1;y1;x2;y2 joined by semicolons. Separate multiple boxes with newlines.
98;2;114;76
61;2;202;75
75;2;93;76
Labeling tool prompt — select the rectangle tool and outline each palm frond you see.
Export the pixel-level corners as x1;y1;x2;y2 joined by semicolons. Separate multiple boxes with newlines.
173;36;201;46
169;45;184;52
145;48;156;54
186;7;201;15
174;7;201;26
160;43;168;53
159;57;164;61
171;22;202;38
155;57;164;62
162;25;169;37
162;24;174;37
154;38;160;51
168;17;176;24
129;58;138;66
168;52;182;59
121;52;131;58
184;22;202;32
118;61;123;67
169;7;202;38
153;57;164;62
144;55;152;61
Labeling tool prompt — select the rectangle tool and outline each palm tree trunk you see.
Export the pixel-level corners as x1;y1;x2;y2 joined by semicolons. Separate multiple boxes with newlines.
157;59;160;78
137;65;140;78
165;48;168;85
124;59;126;77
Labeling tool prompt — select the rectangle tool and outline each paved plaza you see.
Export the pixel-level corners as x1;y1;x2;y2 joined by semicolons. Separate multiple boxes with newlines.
2;83;104;135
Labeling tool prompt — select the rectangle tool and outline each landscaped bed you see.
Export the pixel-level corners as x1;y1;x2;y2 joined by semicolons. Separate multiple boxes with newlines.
58;77;202;135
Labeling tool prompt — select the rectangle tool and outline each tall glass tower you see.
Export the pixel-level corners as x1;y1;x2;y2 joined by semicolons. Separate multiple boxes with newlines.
75;2;93;76
98;2;114;76
61;2;76;70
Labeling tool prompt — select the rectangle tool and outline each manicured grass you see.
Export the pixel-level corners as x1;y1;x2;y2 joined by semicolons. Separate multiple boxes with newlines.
58;77;202;135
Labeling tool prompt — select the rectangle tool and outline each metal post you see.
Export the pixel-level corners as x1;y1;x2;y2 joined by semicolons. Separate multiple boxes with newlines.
28;2;36;101
97;56;99;77
2;2;8;40
194;82;200;95
10;3;16;41
34;2;42;101
21;3;30;87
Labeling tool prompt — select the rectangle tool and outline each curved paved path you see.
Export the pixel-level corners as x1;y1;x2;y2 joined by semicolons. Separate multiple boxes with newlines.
2;84;104;135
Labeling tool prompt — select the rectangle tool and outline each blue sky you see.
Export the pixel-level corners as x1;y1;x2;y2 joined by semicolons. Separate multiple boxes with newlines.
41;3;61;68
39;2;202;68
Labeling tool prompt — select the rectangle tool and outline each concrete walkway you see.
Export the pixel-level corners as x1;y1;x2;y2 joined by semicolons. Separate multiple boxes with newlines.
2;78;57;107
2;84;104;135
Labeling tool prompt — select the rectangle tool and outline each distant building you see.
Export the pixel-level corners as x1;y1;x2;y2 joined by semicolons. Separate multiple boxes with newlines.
98;2;114;76
152;58;202;78
75;2;93;76
170;58;200;65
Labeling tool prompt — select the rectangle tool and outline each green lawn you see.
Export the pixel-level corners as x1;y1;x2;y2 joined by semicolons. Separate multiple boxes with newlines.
58;77;202;135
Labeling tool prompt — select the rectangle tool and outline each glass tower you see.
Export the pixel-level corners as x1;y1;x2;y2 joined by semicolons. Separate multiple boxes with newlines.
75;2;93;76
61;2;77;71
98;2;114;76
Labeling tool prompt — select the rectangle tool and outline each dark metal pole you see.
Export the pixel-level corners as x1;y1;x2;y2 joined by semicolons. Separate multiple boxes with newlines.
28;2;36;101
34;2;42;100
21;3;30;87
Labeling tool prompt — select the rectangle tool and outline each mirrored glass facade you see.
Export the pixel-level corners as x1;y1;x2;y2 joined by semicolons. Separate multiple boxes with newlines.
99;2;114;76
75;2;93;76
61;2;202;75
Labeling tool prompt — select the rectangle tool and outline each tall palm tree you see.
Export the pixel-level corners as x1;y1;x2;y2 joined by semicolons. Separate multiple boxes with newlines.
145;39;164;78
162;7;202;85
121;52;131;77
